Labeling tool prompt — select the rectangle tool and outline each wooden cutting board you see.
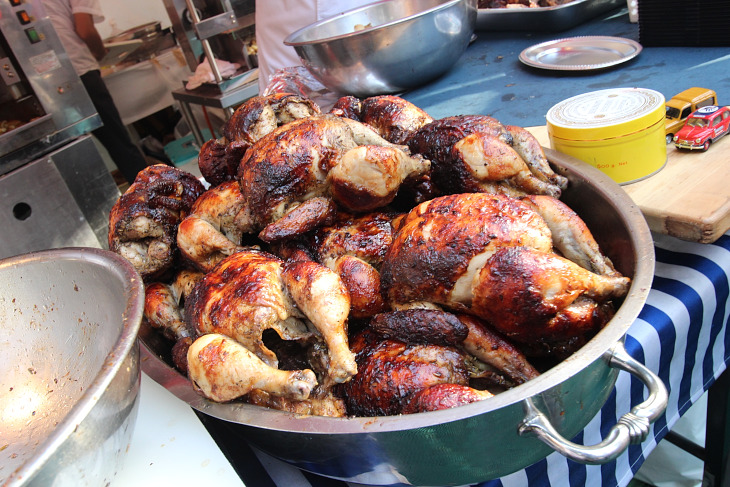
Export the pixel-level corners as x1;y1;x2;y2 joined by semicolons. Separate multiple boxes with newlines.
527;126;730;244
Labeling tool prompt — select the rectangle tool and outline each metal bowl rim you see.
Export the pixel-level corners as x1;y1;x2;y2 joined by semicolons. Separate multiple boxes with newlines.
1;247;145;486
283;0;469;46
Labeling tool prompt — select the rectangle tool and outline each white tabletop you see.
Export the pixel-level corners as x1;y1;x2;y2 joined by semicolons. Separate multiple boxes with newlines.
112;373;243;487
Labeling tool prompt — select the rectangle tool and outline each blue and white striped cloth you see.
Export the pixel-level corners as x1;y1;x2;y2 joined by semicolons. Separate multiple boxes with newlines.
228;232;730;487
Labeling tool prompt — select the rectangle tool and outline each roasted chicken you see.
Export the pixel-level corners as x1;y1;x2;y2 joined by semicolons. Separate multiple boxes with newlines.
144;269;203;341
107;93;633;418
343;327;472;416
407;115;567;198
331;95;434;144
343;308;537;415
184;249;357;401
176;180;249;272
236;114;429;241
108;164;205;280
309;211;401;318
198;93;320;186
380;193;630;355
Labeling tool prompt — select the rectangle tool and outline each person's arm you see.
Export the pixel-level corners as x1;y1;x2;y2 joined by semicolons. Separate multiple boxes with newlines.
73;12;107;61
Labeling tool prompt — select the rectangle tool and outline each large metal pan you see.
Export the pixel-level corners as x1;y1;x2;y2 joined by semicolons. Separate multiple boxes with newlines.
0;248;145;487
140;149;665;486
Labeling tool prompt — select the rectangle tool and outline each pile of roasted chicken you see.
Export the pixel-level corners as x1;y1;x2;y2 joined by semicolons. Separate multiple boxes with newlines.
108;93;630;417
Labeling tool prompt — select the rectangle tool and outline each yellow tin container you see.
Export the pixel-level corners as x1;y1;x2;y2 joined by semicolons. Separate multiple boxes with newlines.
546;87;667;184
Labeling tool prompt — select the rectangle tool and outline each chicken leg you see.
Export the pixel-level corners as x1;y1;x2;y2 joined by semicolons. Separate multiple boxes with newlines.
187;333;318;402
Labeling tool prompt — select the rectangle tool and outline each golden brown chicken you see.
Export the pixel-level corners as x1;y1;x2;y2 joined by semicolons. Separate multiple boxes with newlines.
187;333;319;403
309;211;401;318
342;308;536;415
176;180;250;272
144;269;203;341
407;115;567;198
108;164;205;280
342;328;472;416
198;93;320;186
331;95;434;144
184;249;357;402
380;193;630;356
236;114;429;242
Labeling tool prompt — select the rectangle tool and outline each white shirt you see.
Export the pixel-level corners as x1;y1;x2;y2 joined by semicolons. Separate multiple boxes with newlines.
42;0;105;76
254;0;374;93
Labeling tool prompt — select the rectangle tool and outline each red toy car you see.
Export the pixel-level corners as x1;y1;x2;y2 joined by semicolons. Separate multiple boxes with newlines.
673;105;730;151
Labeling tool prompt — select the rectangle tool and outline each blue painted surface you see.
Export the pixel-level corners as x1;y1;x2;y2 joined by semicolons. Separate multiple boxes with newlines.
404;7;730;128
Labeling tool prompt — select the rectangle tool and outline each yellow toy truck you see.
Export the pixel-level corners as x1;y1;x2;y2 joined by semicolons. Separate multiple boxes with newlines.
665;87;718;143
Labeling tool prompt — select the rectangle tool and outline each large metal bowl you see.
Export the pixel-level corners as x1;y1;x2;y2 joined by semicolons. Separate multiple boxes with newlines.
140;150;665;486
283;0;478;97
0;248;145;487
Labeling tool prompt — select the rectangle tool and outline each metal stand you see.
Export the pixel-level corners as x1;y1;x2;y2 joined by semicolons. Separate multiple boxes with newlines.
171;79;259;146
662;369;730;487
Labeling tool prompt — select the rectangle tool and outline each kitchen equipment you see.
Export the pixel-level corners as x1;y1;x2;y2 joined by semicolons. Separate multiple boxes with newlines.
283;0;478;97
546;87;666;184
140;148;664;486
0;247;145;487
0;0;119;254
161;0;256;91
476;0;623;32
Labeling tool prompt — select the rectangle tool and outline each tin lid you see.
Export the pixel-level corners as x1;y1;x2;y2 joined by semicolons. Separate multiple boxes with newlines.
546;88;666;140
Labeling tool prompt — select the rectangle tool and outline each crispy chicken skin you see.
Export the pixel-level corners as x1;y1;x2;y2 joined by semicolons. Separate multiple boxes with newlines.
407;115;513;172
187;333;318;403
380;193;630;349
113;93;632;417
224;93;321;150
143;269;204;341
343;308;539;415
108;165;205;280
176;180;249;272
401;383;494;414
342;328;471;416
184;249;357;390
331;95;434;145
236;115;429;240
332;95;434;145
450;133;563;198
407;115;566;197
457;314;540;385
198;93;320;186
310;211;399;318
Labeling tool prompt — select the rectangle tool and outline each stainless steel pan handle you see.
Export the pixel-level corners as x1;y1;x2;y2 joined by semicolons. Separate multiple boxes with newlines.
518;341;668;464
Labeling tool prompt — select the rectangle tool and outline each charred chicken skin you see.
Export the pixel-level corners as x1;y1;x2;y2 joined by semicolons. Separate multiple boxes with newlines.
184;249;357;403
310;211;401;318
176;180;250;272
407;115;567;198
380;193;630;352
109;93;632;418
343;327;472;416
198;93;320;186
332;95;434;144
236;114;429;241
108;164;205;280
343;308;536;415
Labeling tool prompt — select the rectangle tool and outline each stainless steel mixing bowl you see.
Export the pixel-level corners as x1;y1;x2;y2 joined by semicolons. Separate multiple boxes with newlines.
0;247;145;487
140;150;666;486
284;0;478;97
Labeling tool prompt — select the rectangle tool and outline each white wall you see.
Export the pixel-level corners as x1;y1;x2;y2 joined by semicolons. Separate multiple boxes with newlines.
96;0;171;39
